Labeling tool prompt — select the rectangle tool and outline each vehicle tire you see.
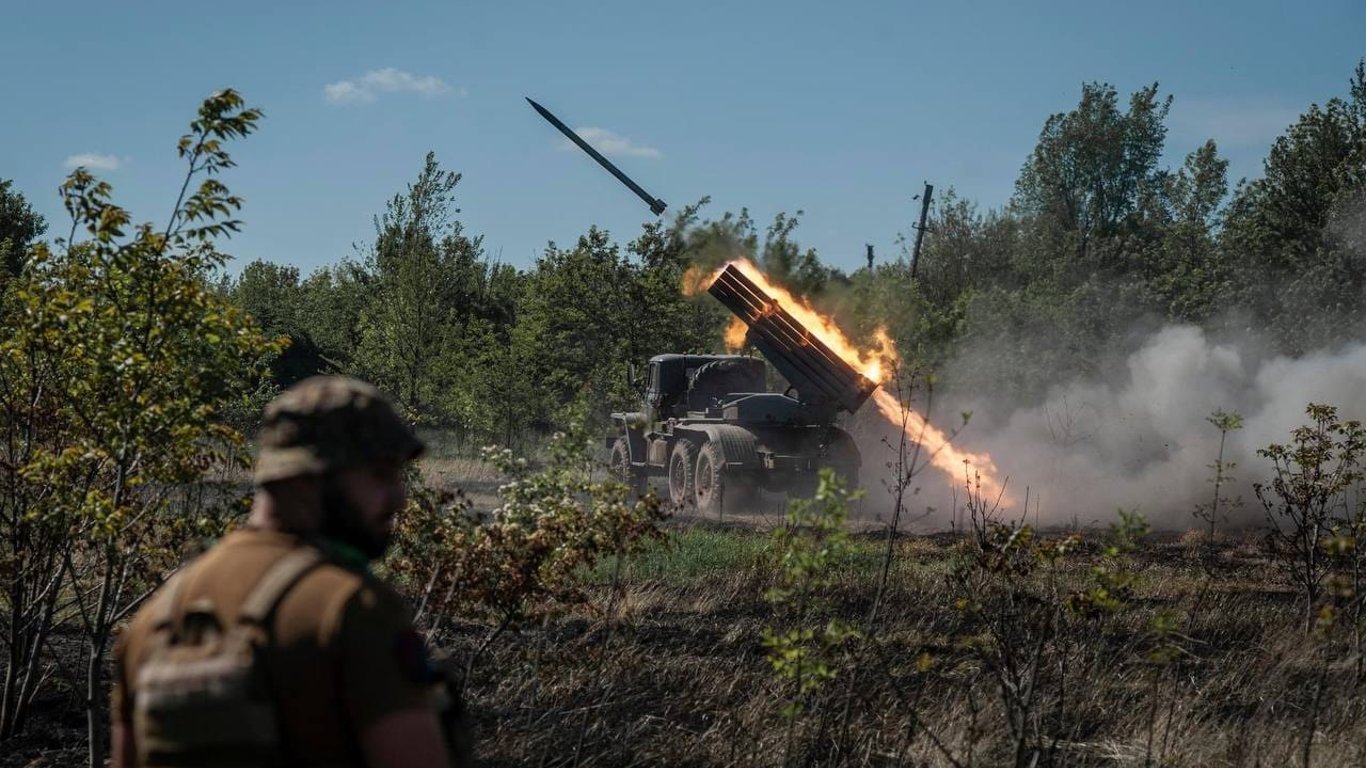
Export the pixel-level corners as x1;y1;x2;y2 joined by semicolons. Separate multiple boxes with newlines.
668;439;698;507
822;429;861;492
828;464;859;493
610;436;646;497
695;441;757;517
785;473;819;500
694;442;725;516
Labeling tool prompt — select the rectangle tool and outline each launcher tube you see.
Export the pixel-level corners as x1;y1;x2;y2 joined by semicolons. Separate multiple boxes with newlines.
708;265;876;413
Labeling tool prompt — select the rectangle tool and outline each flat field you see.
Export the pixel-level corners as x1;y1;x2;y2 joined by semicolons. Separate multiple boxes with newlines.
7;493;1363;767
446;520;1366;767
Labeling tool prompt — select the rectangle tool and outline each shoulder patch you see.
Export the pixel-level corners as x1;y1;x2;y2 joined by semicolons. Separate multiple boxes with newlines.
393;629;436;685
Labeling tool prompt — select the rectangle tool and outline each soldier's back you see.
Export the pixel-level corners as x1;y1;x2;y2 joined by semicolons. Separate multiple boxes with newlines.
115;528;430;767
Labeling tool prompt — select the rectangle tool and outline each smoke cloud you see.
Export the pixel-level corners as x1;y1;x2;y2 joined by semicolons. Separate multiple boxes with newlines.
857;326;1366;529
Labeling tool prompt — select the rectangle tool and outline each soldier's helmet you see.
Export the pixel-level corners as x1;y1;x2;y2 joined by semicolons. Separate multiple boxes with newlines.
254;376;424;485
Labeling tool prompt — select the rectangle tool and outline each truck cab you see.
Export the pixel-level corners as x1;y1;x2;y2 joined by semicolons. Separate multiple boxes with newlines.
644;354;766;420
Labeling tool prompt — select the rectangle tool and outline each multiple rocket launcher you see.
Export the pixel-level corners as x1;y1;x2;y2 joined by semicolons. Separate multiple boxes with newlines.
707;265;877;415
531;96;1007;503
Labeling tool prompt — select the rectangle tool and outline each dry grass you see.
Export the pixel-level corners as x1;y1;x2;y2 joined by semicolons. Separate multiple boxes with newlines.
434;523;1366;767
8;510;1364;767
420;454;506;510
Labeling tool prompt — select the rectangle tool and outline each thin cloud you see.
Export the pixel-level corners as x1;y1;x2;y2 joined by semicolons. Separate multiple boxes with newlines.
559;127;661;159
1169;98;1302;149
324;68;453;105
63;153;123;171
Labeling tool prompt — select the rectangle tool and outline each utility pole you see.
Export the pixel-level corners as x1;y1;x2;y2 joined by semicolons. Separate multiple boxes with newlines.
910;182;934;281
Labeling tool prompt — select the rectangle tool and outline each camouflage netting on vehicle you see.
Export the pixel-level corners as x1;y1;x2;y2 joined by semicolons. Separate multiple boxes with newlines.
688;359;766;404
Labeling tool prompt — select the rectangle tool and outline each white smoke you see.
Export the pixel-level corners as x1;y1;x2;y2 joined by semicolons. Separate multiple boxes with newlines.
871;326;1366;529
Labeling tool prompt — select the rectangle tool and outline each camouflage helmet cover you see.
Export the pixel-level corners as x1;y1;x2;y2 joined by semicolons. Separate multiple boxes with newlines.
254;376;424;485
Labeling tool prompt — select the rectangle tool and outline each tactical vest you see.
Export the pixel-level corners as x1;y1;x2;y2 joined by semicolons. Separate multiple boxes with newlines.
132;548;322;767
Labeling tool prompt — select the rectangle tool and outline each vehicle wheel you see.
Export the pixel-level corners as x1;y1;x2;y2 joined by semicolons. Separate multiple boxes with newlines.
822;429;861;492
785;473;819;500
831;464;859;492
695;442;756;517
694;442;725;516
668;439;698;507
610;436;646;497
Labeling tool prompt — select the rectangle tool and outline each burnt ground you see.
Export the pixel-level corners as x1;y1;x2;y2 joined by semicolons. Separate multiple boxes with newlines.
7;510;1364;767
443;523;1363;767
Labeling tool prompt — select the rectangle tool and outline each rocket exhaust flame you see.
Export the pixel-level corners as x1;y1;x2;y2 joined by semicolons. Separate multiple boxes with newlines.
870;388;1006;501
724;317;748;349
697;258;1005;500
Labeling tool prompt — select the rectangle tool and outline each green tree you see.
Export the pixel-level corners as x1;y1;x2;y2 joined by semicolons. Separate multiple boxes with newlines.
459;314;539;447
836;258;960;370
0;180;47;284
1169;139;1230;228
231;259;323;385
0;264;69;742
1195;408;1245;551
298;260;371;371
354;152;484;420
515;227;634;429
1013;82;1172;266
1150;140;1231;320
232;259;301;335
0;90;279;766
1221;59;1366;350
627;199;730;359
432;260;529;446
761;210;832;298
937;82;1240;402
680;206;759;271
1258;403;1366;631
0;186;54;740
1229;62;1366;264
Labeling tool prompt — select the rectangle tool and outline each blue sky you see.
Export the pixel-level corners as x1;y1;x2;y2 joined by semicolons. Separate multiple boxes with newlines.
3;0;1363;275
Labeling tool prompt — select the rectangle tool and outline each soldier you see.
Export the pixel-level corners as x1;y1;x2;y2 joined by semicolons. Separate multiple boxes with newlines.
111;376;468;767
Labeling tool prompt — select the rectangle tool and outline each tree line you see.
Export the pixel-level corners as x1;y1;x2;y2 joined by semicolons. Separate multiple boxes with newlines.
2;65;1361;452
219;61;1365;441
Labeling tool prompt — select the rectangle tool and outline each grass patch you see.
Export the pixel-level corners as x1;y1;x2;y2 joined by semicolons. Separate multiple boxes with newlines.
589;524;947;587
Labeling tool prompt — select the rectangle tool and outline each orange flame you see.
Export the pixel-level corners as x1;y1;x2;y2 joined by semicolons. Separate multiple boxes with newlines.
723;317;748;350
720;259;898;384
681;264;712;298
871;389;1006;502
691;258;1005;499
